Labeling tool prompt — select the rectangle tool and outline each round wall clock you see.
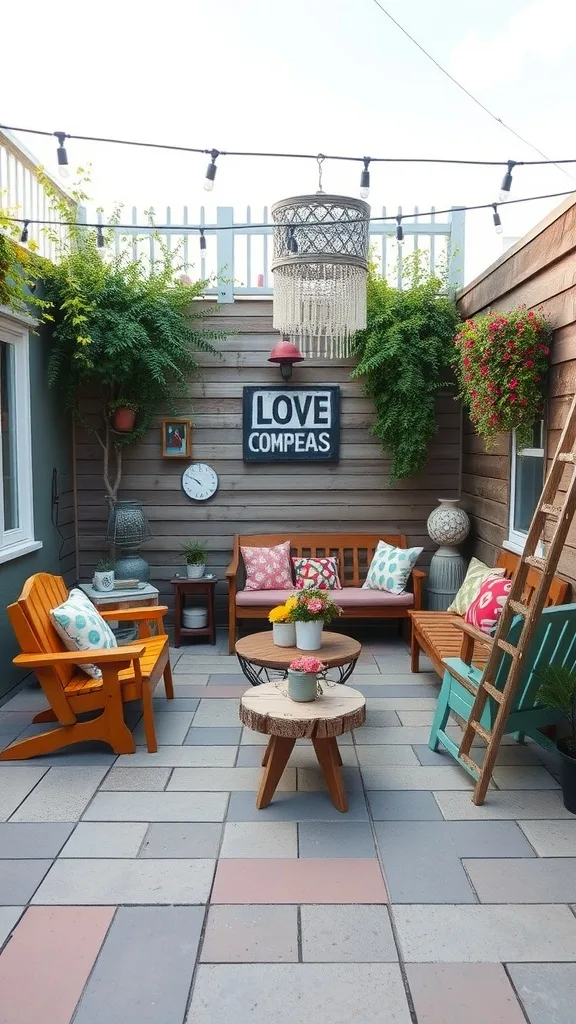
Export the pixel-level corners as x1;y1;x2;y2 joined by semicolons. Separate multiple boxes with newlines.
182;463;219;501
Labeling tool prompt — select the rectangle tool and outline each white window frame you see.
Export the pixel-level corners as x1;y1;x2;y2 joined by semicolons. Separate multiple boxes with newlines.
505;423;545;556
0;308;42;564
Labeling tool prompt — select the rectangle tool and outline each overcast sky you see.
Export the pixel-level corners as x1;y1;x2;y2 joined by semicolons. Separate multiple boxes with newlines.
4;0;576;283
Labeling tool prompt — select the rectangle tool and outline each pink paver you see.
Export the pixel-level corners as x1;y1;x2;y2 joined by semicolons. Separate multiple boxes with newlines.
0;906;114;1024
406;964;526;1024
211;858;388;903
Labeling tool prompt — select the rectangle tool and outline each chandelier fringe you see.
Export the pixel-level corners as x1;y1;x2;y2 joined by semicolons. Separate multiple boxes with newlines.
272;262;367;358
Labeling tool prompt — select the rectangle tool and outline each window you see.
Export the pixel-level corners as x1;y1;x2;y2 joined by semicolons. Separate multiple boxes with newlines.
0;313;41;563
507;420;545;553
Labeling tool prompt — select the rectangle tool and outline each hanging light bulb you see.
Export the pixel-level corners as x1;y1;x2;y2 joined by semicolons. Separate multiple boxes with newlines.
20;220;30;244
199;228;207;252
360;157;371;199
96;225;105;248
55;132;69;179
492;203;503;235
395;215;404;242
499;160;516;201
204;150;219;191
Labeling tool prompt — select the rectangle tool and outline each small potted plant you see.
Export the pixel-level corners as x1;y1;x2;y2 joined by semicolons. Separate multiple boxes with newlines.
290;589;342;651
287;656;326;702
269;597;297;647
536;665;576;813
109;399;139;433
93;557;115;592
182;539;207;579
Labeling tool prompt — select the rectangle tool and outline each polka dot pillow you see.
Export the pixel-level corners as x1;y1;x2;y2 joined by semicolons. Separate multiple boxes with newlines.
293;556;342;590
362;540;423;595
241;540;294;591
465;576;512;635
50;588;118;679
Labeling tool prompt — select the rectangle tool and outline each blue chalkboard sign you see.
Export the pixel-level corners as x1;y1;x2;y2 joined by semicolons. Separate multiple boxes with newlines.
243;385;340;462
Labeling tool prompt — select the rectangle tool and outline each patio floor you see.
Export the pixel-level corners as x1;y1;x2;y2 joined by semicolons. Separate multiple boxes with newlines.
0;631;575;1023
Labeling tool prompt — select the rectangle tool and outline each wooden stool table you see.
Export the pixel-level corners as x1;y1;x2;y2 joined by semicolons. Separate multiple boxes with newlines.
235;631;362;687
239;681;366;812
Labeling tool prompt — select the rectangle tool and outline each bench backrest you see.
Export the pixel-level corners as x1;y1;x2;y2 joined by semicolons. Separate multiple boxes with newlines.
234;533;408;588
495;551;570;607
8;573;73;687
491;603;576;710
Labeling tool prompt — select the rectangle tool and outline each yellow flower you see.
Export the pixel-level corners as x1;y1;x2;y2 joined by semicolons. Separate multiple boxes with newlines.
284;595;298;612
268;604;288;624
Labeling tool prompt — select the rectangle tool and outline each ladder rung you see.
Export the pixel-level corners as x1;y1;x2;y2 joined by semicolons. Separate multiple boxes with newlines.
497;639;518;657
558;452;576;463
525;555;547;571
541;503;563;518
471;720;492;742
459;753;481;776
509;599;529;616
482;682;505;704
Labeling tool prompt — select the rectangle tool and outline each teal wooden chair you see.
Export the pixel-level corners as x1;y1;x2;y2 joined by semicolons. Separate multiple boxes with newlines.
429;603;576;764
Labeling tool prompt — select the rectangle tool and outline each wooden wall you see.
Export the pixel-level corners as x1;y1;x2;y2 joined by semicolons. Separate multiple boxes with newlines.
457;196;576;585
75;300;462;622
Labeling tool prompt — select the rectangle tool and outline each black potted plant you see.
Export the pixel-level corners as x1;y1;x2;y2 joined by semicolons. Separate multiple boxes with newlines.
536;665;576;813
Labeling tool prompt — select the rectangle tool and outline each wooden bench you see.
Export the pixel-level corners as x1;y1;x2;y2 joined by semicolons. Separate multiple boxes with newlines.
226;533;426;654
409;550;570;677
1;572;174;760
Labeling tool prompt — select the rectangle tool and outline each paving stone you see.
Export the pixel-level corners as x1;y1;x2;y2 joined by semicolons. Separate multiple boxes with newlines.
355;745;420;767
172;680;209;693
241;727;274;745
201;905;298;962
10;767;108;822
0;860;52;903
32;857;215;904
355;684;439;698
207;673;250;684
492;766;560;789
152;698;200;712
297;766;363;791
177;684;247;698
236;744;358;767
354;725;429;744
361;765;475;790
518;820;576;856
0;747;119;766
141;823;223;858
508;963;576;1024
367;791;444;820
193;699;243;727
375;821;535;903
365;710;407;727
168;766;296;791
115;745;236;766
0;767;48;820
397;710;437;726
188;963;411;1023
298;821;377;858
176;661;242;675
0;711;34;732
406;963;526;1023
413;743;543;767
301;905;397;962
0;822;73;858
73;906;204;1024
393;904;576;962
465;857;576;903
184;726;242;745
220;822;297;858
60;822;148;857
0;690;49;712
212;857;387;903
100;767;172;791
133;711;195;745
84;791;228;822
434;790;574;820
366;697;437;710
0;906;24;950
227;790;369;822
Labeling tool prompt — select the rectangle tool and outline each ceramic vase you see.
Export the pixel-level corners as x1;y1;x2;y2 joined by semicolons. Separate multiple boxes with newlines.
186;563;205;579
272;622;297;647
287;670;318;702
427;498;471;547
426;498;471;611
295;620;323;651
93;570;115;593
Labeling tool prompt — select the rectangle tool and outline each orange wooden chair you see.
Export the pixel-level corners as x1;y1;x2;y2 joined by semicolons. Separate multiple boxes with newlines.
1;573;174;760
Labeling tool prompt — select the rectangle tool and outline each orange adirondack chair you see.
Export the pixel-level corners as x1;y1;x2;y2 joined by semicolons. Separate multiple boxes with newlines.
2;573;174;760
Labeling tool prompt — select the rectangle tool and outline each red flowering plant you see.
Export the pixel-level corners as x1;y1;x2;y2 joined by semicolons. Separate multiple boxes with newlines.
452;306;552;448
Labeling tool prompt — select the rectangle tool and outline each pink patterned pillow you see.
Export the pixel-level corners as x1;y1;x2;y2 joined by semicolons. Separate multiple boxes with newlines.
293;556;342;590
241;541;294;591
465;576;512;634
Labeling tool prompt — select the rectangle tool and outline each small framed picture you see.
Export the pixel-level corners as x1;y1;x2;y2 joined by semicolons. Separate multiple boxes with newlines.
162;418;192;458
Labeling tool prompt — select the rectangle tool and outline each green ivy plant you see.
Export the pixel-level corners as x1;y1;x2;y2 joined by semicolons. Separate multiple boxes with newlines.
352;252;459;480
0;199;47;314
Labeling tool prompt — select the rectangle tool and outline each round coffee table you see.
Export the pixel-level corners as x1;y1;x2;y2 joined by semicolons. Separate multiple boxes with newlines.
235;631;362;687
240;680;366;812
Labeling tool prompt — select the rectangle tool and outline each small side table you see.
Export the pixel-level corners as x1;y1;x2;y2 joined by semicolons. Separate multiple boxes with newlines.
79;582;160;644
171;576;217;647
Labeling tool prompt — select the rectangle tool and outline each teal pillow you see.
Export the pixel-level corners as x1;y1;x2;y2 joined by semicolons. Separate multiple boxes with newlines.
362;540;423;595
50;588;117;679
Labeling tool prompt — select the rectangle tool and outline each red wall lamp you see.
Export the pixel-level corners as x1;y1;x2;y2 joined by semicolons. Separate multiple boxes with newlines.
268;339;304;380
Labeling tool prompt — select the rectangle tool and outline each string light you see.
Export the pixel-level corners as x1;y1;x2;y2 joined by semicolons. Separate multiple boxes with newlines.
96;225;105;248
20;220;29;243
204;150;219;192
499;160;516;201
492;203;503;235
360;158;371;199
199;228;207;252
395;215;404;242
55;132;69;179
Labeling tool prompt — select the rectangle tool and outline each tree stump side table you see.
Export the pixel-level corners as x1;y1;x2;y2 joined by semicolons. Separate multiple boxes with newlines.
239;681;366;812
171;576;217;647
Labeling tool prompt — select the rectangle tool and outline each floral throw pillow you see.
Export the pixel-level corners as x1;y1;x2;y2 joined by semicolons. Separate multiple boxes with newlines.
50;588;118;679
465;576;512;634
362;540;423;595
293;556;342;591
241;540;294;591
447;557;506;615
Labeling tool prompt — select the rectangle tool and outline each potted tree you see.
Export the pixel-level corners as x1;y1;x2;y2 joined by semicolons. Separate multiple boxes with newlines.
290;589;342;651
287;656;326;702
93;557;115;592
182;540;207;579
537;665;576;813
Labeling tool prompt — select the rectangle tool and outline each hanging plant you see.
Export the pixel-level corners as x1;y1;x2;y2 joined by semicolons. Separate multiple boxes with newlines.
452;305;552;449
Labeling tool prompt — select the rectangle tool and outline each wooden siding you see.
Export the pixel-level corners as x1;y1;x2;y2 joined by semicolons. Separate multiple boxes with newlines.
75;301;461;622
457;196;576;589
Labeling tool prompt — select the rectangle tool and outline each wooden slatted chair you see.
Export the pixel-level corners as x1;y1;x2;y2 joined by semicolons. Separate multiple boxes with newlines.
1;573;173;760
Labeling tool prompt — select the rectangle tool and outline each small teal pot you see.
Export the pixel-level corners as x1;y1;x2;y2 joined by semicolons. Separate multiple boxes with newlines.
287;670;318;703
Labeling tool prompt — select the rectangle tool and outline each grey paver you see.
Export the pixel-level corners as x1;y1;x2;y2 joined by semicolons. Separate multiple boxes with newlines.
393;904;576;962
115;746;236;767
227;790;369;822
193;700;244;727
10;767;108;822
397;710;438;727
0;822;73;858
172;681;210;694
141;822;223;858
375;821;535;903
354;726;426;744
152;698;200;712
133;711;195;745
187;963;411;1023
184;727;242;745
355;685;439;699
365;711;408;727
0;860;52;903
168;767;296;791
413;743;543;767
492;766;559;790
367;791;443;820
60;822;148;858
465;858;576;903
434;790;573;820
355;745;420;767
32;857;215;904
73;906;204;1024
361;765;475;790
201;905;298;962
301;905;397;961
0;907;24;950
518;820;576;856
84;791;228;822
100;767;172;791
207;673;250;684
298;821;377;858
220;822;297;858
297;766;362;791
0;767;48;820
366;697;437;710
508;963;576;1024
236;744;358;767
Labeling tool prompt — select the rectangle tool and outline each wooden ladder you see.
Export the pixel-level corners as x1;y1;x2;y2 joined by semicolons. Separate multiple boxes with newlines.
459;393;576;804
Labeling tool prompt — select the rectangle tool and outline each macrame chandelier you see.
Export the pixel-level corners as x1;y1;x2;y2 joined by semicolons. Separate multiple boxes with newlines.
271;191;370;358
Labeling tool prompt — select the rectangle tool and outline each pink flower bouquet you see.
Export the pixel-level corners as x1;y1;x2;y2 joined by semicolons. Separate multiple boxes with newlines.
287;588;342;623
288;656;326;673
